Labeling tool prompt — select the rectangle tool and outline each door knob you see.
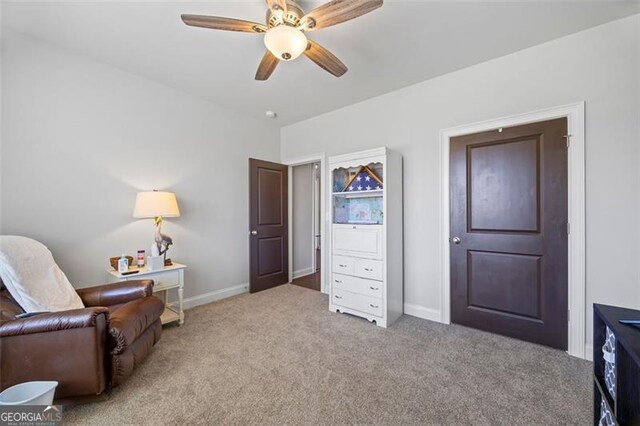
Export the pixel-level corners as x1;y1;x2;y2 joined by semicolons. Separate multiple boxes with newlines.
452;237;461;244
250;230;258;236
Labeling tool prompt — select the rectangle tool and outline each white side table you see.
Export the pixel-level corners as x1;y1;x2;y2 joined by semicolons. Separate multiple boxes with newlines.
106;262;186;326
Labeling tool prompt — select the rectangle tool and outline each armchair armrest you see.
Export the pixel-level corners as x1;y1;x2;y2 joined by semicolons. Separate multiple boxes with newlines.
77;280;154;307
1;307;109;400
0;307;109;337
109;296;164;354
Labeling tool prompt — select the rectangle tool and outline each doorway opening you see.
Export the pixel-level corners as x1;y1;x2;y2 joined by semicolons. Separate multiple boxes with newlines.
284;153;327;294
290;162;322;291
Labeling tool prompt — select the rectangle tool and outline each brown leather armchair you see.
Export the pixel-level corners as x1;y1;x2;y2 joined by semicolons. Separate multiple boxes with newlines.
0;279;164;404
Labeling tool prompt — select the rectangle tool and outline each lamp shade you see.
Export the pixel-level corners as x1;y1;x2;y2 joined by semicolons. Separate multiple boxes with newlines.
133;191;180;218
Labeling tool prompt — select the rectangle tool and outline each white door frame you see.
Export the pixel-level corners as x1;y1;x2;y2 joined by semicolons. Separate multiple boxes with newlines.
312;162;321;271
283;153;328;294
439;102;586;359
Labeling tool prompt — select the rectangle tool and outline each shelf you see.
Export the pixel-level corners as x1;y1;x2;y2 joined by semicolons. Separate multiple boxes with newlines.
595;304;640;367
593;304;640;425
332;190;383;198
160;305;181;325
594;374;616;416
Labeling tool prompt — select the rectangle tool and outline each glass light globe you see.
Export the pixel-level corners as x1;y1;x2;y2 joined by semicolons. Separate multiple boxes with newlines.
264;25;308;61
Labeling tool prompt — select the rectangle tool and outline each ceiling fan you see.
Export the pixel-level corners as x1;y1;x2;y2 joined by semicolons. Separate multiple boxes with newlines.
181;0;383;80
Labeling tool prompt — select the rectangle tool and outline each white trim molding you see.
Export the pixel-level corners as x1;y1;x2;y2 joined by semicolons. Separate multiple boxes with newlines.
585;343;593;362
439;102;586;359
283;153;328;294
292;267;315;279
183;283;248;310
404;303;442;323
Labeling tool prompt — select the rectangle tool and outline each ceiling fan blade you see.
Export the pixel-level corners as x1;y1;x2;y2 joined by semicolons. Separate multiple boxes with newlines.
265;0;287;14
255;51;280;81
299;0;382;31
304;39;347;77
181;15;267;33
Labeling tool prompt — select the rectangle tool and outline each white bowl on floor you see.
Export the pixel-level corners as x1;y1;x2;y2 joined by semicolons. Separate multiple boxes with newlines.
0;381;58;405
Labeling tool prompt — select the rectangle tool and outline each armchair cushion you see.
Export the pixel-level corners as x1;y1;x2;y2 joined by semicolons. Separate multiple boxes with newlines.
0;307;109;337
108;296;164;355
77;280;154;307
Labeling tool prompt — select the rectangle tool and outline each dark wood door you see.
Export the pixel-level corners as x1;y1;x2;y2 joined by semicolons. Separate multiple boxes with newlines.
249;158;289;293
450;118;568;349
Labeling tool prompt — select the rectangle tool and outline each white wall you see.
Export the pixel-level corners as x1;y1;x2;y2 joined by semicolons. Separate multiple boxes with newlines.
281;15;640;346
292;163;314;277
1;31;280;302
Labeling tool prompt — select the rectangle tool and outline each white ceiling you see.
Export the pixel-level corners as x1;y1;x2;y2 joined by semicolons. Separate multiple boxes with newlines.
3;1;639;125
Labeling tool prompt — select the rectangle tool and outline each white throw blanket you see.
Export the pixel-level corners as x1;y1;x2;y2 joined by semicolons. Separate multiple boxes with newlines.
0;235;84;312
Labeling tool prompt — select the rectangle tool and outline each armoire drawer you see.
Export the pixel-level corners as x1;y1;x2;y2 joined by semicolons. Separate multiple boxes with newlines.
332;255;355;275
332;288;383;317
332;273;382;298
354;259;383;281
332;224;383;259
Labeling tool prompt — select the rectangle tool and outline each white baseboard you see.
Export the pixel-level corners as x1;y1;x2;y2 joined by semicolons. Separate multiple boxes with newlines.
292;267;315;279
404;304;594;361
183;283;249;310
404;303;442;323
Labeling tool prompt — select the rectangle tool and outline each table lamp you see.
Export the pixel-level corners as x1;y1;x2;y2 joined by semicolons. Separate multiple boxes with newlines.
133;190;180;262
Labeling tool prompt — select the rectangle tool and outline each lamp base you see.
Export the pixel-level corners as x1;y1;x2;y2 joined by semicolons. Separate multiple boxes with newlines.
164;258;173;266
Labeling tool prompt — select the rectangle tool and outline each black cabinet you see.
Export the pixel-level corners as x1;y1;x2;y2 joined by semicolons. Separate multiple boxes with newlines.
593;304;640;425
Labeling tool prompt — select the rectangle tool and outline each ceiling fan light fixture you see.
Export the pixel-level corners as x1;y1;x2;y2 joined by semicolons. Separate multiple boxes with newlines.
182;0;383;80
264;25;307;61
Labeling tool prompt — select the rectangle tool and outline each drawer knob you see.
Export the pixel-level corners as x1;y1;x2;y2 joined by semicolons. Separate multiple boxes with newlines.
369;304;379;308
334;280;343;283
335;295;343;299
364;268;373;272
339;264;347;267
369;286;379;290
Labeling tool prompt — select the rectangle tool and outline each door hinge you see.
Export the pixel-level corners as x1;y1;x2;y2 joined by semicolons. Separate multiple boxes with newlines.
568;309;571;322
563;134;572;148
567;222;570;235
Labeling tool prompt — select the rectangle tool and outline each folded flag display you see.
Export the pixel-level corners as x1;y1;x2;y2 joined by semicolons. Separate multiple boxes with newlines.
343;166;383;192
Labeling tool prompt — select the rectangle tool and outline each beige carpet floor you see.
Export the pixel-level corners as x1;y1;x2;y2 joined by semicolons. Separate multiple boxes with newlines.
64;284;591;425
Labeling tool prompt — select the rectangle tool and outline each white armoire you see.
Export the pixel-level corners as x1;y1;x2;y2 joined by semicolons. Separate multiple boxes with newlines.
328;147;403;327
